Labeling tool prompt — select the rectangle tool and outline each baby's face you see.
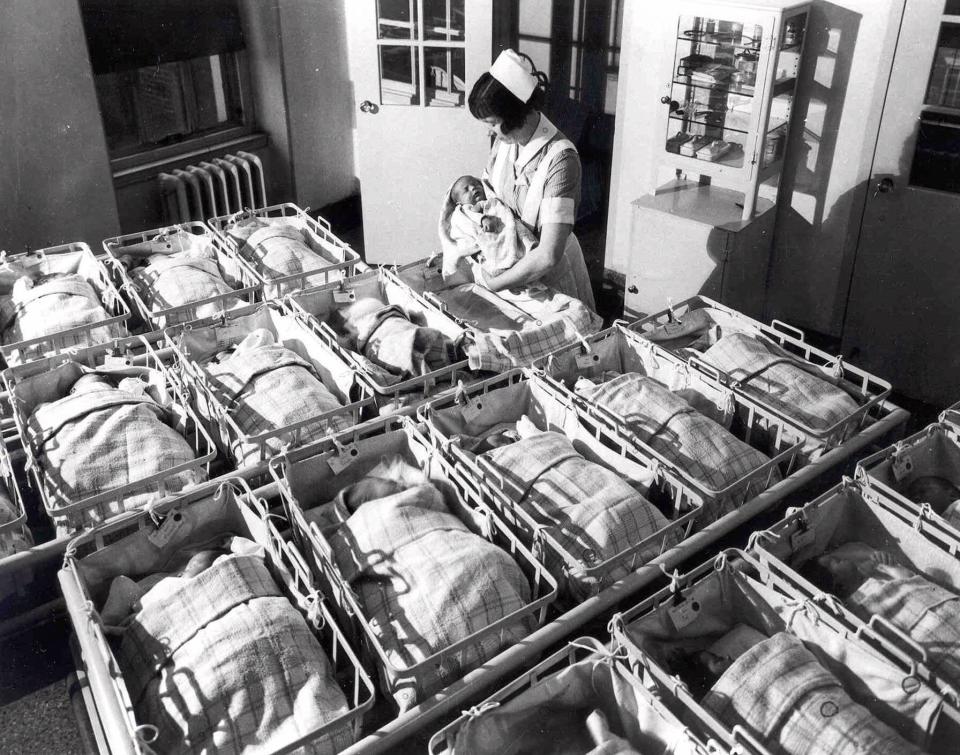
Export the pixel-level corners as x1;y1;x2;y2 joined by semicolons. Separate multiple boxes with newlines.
453;177;485;206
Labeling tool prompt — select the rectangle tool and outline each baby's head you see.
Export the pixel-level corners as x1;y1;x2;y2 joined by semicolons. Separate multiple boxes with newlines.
904;475;960;513
802;541;897;598
70;373;114;395
451;175;485;207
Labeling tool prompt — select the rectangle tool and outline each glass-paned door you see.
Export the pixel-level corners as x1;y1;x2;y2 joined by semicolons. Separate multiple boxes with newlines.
376;0;466;107
348;0;491;263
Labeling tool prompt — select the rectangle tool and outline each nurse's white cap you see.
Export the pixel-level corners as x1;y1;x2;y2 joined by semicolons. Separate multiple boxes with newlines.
489;49;538;102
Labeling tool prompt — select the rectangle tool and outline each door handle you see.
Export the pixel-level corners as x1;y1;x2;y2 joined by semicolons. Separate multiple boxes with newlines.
660;96;681;113
873;176;894;197
359;100;379;114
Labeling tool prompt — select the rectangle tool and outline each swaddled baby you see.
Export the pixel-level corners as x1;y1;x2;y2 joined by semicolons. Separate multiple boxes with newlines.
27;367;203;533
100;535;252;627
328;296;461;380
203;328;351;464
441;175;537;277
305;456;533;709
683;624;924;755
1;267;115;352
113;231;244;321
902;475;960;530
803;541;960;690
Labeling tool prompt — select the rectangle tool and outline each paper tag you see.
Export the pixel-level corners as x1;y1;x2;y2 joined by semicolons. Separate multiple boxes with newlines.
892;454;913;482
668;597;701;630
576;352;601;370
103;355;132;368
790;527;816;552
333;289;356;305
148;510;186;548
462;398;486;424
327;443;360;475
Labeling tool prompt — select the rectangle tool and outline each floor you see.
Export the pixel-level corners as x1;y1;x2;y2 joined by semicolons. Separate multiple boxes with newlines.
0;199;941;753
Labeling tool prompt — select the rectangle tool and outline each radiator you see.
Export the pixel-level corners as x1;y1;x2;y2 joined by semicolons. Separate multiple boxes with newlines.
157;151;267;223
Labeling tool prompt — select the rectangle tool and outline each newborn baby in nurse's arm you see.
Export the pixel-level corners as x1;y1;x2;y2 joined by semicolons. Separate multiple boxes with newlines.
802;541;960;689
440;175;538;277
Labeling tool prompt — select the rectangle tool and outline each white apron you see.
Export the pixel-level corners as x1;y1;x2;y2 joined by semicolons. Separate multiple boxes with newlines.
486;132;596;312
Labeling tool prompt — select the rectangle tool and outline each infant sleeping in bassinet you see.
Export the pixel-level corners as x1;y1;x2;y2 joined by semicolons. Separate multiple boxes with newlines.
440;175;538;277
673;623;924;754
0;261;117;358
110;228;247;322
801;541;960;691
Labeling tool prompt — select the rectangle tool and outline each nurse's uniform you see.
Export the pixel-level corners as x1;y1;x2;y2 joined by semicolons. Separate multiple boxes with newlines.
481;113;596;312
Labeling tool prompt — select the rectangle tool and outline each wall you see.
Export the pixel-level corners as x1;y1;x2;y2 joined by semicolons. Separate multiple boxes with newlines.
279;0;358;209
605;0;903;336
239;0;294;206
1;0;357;247
0;0;119;253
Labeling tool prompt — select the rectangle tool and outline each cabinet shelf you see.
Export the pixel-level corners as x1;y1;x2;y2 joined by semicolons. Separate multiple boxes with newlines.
672;78;756;97
677;32;762;53
669;112;750;134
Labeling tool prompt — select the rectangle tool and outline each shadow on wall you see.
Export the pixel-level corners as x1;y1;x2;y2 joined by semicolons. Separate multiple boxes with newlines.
763;3;862;335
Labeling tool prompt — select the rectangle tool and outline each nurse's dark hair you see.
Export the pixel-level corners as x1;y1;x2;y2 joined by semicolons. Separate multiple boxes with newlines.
468;52;548;133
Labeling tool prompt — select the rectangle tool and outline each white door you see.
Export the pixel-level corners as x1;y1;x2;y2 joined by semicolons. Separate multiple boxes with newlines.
347;0;493;264
842;1;960;406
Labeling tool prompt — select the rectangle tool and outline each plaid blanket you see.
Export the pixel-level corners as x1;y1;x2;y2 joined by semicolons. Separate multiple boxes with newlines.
205;344;351;465
119;554;353;754
328;482;532;709
232;223;335;295
575;373;777;509
132;247;240;321
27;386;202;532
344;301;460;379
466;313;602;372
851;567;960;690
484;431;672;596
702;333;859;434
704;631;923;755
1;274;118;350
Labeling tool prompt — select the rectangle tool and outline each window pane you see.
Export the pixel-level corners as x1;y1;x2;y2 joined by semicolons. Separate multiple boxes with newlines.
425;47;465;106
134;63;192;144
518;40;551;80
378;0;418;40
424;0;464;41
94;52;245;156
519;0;552;38
925;23;960;108
910;112;960;192
947;1;960;14
379;45;420;105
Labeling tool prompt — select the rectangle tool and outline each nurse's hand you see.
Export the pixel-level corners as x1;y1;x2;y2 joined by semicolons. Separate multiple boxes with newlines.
481;222;571;292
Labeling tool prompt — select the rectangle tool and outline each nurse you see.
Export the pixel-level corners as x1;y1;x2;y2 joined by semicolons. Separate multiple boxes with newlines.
458;49;596;311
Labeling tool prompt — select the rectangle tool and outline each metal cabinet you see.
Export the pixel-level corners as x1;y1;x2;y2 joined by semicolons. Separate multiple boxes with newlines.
655;0;810;219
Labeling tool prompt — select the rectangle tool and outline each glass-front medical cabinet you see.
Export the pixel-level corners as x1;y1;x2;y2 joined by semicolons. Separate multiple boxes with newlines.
656;0;810;219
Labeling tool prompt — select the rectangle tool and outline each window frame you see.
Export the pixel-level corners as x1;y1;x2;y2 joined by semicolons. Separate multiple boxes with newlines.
103;48;259;176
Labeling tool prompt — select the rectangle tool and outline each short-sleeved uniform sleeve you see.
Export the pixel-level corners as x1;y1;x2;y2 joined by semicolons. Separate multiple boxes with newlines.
539;147;580;226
